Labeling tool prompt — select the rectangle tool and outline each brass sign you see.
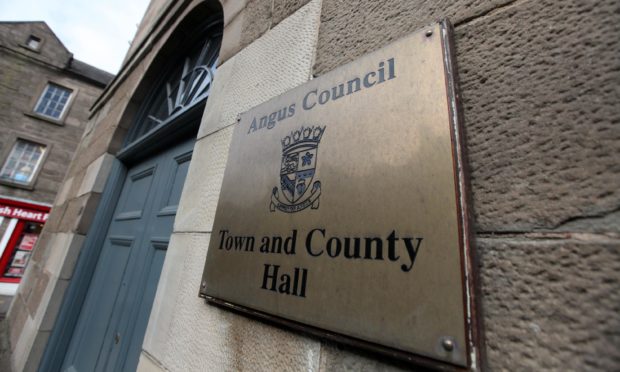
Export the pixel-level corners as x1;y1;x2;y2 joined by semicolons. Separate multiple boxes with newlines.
200;20;480;370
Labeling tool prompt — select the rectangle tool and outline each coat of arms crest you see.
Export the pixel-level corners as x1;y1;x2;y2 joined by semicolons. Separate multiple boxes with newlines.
270;125;325;213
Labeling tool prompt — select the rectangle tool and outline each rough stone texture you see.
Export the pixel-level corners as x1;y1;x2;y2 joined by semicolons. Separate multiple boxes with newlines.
198;0;322;138
305;0;620;370
141;232;322;371
218;7;244;64
315;0;620;233
53;175;74;207
5;0;618;371
175;127;233;233
143;233;190;357
0;320;11;371
239;0;272;47
478;236;620;370
56;193;102;234
0;22;108;204
272;0;312;26
219;0;312;66
456;0;620;232
77;153;114;196
556;210;620;234
197;58;236;138
313;0;514;75
319;343;409;372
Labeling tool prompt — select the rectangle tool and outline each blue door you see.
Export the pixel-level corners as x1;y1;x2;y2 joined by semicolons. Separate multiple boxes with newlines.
61;138;194;372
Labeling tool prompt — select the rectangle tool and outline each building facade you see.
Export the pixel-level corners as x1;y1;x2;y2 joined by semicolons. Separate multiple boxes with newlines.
0;22;112;317
3;0;619;371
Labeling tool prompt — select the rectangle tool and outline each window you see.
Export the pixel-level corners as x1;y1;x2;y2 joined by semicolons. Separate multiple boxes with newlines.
26;35;41;51
0;221;43;281
0;139;47;186
126;16;222;144
34;83;72;120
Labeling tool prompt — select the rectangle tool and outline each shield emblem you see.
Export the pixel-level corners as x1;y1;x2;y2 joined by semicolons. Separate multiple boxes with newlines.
280;144;318;203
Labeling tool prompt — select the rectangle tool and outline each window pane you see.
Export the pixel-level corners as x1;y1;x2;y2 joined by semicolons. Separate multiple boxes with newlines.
34;83;72;119
26;35;41;50
0;139;47;185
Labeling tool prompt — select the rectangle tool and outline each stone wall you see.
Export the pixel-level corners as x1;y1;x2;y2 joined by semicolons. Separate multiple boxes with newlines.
0;40;103;204
0;22;110;372
312;0;619;368
5;0;618;371
139;0;619;370
3;1;221;371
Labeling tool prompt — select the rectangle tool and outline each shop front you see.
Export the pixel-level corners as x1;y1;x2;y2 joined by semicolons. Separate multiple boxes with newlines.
0;197;49;295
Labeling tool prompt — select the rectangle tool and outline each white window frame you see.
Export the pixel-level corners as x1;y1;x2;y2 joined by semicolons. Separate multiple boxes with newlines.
0;135;51;190
33;83;74;122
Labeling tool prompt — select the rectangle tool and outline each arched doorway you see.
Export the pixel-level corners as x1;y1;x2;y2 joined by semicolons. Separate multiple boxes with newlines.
41;5;223;372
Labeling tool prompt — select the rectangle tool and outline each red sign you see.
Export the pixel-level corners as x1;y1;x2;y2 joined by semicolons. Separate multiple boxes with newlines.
0;205;49;223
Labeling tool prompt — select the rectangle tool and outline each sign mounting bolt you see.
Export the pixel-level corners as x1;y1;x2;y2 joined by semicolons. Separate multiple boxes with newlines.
426;29;433;37
201;280;207;289
441;337;454;352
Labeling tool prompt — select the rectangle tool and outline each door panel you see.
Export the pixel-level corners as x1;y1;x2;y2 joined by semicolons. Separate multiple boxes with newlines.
62;139;194;372
115;243;167;372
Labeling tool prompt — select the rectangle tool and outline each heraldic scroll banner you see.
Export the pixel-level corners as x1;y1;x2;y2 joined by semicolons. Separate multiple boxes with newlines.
200;20;481;371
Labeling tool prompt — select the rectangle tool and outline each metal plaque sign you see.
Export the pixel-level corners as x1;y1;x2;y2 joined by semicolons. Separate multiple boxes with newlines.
200;21;480;370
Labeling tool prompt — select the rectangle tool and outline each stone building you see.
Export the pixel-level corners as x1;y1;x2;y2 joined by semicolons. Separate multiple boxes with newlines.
3;1;619;371
0;22;112;316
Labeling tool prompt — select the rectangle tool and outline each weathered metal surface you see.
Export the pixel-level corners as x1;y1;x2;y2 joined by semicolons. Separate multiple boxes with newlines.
200;20;478;370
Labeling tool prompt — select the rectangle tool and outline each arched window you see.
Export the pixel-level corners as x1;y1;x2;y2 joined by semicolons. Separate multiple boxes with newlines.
125;15;223;145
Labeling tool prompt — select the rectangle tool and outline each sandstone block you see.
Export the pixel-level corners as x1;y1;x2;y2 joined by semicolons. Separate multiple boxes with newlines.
146;232;321;371
218;8;244;65
39;279;69;332
272;0;311;27
57;193;102;234
314;0;513;75
477;236;620;370
222;0;248;26
240;0;272;47
175;126;234;233
456;0;620;231
318;342;409;372
198;0;321;138
22;331;50;372
59;233;86;280
77;153;115;196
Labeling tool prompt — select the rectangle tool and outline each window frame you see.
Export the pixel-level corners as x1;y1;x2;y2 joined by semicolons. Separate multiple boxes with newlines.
28;81;77;125
123;16;222;148
25;35;43;52
0;134;52;190
20;34;45;53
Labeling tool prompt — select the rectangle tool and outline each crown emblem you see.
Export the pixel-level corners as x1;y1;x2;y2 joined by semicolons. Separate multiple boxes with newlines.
281;125;325;151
